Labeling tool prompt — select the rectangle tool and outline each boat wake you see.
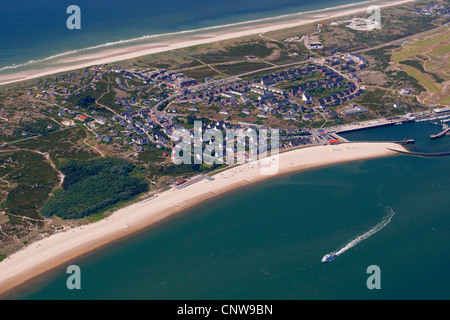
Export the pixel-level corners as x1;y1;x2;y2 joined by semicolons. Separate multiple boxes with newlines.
335;207;395;257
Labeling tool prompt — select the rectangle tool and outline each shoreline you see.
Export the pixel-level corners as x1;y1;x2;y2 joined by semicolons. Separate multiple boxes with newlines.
0;0;417;86
0;142;408;298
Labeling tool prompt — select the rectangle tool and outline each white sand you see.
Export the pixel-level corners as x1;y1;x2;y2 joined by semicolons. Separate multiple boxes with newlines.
0;142;407;296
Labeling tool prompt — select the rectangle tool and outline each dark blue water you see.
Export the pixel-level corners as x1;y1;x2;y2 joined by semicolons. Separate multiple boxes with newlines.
0;0;370;71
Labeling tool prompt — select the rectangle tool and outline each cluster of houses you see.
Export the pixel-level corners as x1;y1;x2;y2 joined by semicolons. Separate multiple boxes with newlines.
91;105;168;151
34;54;373;154
316;86;364;106
167;63;366;123
323;53;367;71
29;67;104;100
172;119;307;162
111;67;197;89
411;3;449;16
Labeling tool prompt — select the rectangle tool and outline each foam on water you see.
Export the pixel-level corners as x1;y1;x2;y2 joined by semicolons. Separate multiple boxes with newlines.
335;207;395;256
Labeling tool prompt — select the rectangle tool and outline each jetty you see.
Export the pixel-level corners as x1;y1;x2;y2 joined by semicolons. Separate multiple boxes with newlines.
366;139;415;145
333;117;411;134
430;125;450;140
396;139;415;145
388;148;450;157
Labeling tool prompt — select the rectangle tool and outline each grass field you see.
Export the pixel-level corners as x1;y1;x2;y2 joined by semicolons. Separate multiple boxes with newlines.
400;65;441;93
388;25;449;105
2;151;59;222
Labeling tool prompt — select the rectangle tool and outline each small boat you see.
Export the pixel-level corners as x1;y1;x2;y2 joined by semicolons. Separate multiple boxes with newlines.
321;252;337;263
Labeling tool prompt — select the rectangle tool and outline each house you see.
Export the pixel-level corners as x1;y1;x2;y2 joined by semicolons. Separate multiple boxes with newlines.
219;109;229;115
167;106;178;113
242;108;251;115
266;87;284;95
95;117;107;125
341;104;369;115
284;114;297;120
257;112;267;118
132;136;149;145
260;77;275;86
433;106;450;114
250;88;265;95
258;93;274;101
230;90;244;96
301;92;312;102
240;95;250;104
302;114;316;121
220;92;233;99
177;78;197;88
399;88;412;95
133;144;144;152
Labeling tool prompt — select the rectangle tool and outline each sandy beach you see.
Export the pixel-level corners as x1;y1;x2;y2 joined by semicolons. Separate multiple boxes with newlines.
0;0;417;87
0;142;408;297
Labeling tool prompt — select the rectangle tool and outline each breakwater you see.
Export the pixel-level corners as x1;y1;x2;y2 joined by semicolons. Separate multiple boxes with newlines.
388;148;450;157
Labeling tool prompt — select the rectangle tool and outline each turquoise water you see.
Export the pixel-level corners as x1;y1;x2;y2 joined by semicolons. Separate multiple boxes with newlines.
16;122;450;299
0;0;370;74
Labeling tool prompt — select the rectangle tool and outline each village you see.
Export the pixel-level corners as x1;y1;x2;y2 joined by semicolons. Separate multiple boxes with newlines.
5;44;442;160
50;53;366;145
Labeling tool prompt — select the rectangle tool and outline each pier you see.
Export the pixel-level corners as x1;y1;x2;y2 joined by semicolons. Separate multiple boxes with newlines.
395;139;415;145
333;117;411;134
388;148;450;157
430;125;450;140
343;139;415;145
